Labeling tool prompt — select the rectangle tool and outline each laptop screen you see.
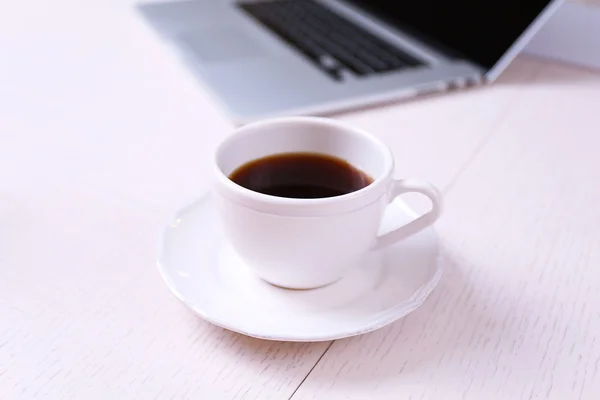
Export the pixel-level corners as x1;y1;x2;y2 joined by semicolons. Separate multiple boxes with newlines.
345;0;554;69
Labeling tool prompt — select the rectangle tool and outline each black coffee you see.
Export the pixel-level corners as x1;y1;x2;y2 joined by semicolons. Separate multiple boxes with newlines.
229;152;373;199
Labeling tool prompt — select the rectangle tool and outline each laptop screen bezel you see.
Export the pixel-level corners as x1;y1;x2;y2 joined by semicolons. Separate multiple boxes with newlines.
342;0;564;80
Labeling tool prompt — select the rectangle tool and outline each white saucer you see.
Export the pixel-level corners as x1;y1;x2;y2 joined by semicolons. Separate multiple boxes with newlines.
158;194;443;342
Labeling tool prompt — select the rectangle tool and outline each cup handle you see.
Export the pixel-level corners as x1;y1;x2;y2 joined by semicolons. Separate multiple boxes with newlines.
373;179;443;250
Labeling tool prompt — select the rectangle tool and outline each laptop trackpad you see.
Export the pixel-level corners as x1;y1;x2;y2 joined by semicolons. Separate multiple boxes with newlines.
176;29;266;63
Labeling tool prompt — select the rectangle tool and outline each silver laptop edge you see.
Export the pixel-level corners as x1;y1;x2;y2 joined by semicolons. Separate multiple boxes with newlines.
486;0;564;81
138;0;563;124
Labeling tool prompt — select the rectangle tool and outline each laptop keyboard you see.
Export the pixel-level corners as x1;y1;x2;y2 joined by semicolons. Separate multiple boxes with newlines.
238;0;425;81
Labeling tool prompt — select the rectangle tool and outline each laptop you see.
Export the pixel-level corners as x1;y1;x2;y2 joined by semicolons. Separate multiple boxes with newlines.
138;0;563;124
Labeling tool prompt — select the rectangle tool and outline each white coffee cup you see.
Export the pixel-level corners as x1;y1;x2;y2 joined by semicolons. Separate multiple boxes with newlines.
212;117;442;289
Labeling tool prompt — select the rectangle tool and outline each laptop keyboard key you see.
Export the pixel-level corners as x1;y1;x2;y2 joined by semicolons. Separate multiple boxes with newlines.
238;0;425;81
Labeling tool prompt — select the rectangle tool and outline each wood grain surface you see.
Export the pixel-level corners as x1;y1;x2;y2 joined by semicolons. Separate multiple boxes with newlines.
291;60;600;400
2;1;600;398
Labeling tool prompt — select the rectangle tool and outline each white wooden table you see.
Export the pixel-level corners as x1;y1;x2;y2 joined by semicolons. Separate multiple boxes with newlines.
2;1;600;399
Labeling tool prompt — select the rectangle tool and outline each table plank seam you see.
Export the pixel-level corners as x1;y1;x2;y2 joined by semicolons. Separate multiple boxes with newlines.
287;342;334;400
442;66;544;196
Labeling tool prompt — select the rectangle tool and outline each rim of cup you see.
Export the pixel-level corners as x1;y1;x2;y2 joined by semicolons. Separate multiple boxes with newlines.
213;116;395;214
